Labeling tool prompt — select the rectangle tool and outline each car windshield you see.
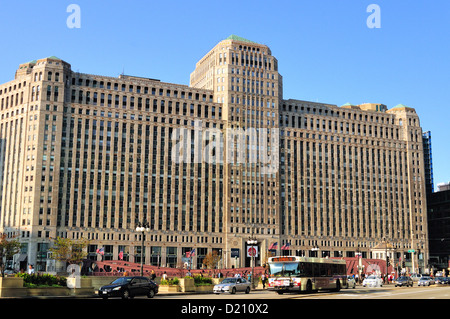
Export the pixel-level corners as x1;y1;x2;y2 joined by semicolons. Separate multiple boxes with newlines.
420;277;430;280
221;278;237;284
111;277;132;285
367;276;377;279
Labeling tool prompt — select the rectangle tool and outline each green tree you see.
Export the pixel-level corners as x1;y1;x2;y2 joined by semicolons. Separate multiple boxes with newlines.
49;237;89;267
0;233;21;277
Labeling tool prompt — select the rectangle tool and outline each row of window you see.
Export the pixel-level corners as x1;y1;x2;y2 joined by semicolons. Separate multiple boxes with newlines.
72;76;214;101
70;90;222;118
0;81;27;95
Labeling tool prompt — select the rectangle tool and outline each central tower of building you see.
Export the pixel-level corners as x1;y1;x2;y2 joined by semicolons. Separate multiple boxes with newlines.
190;35;282;265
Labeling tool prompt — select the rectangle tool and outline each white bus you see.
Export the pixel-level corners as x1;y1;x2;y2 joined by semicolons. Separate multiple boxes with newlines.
267;256;347;294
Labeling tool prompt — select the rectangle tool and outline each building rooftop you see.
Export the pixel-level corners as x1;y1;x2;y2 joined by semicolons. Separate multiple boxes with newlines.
224;34;259;44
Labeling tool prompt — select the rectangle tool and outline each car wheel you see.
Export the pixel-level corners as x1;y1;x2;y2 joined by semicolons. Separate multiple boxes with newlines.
231;287;236;294
147;289;155;298
245;287;250;294
122;290;130;299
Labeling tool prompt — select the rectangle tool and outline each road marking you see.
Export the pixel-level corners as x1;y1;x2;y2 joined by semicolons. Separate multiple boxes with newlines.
360;287;450;299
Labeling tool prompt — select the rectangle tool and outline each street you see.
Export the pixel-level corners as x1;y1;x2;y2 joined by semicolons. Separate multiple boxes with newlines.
113;284;450;300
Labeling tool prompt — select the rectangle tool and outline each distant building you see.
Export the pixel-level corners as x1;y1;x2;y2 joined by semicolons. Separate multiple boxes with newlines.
437;182;450;192
422;131;434;197
427;185;450;273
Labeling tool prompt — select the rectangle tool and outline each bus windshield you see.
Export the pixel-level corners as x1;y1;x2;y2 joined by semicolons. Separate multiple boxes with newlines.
269;262;300;277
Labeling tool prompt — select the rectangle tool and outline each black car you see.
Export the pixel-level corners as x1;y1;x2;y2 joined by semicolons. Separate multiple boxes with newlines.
98;276;158;299
394;276;413;287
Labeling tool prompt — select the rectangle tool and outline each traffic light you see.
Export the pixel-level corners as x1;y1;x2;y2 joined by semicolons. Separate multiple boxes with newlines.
387;256;390;267
402;261;405;268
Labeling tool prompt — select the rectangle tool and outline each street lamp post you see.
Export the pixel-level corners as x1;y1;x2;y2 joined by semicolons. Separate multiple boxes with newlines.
247;238;258;289
136;220;150;276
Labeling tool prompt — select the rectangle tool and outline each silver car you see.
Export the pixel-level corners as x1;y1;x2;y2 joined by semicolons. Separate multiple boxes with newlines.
213;277;251;294
417;276;435;286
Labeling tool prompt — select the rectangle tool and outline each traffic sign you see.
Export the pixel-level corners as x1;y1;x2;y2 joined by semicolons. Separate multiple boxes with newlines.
246;246;259;257
408;250;415;253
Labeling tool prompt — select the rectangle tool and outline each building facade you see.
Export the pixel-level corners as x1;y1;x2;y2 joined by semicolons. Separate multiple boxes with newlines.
422;131;434;197
427;186;450;273
0;36;429;273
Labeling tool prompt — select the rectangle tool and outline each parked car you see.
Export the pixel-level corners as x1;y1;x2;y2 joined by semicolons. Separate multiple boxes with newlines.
435;277;447;285
417;276;435;286
410;274;421;282
346;276;356;289
362;275;383;287
3;268;17;276
213;277;251;294
98;276;158;299
394;276;413;287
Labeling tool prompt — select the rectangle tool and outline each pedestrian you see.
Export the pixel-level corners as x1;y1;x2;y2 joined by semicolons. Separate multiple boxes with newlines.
27;264;35;275
261;274;266;289
151;270;156;280
162;271;167;280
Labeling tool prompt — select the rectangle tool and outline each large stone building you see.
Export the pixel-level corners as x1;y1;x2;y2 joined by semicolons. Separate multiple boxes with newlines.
0;35;429;273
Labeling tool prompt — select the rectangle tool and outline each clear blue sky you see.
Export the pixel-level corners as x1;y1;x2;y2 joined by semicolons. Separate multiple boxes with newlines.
1;0;449;187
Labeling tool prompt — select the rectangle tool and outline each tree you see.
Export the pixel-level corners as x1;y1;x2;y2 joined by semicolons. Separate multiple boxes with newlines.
0;233;21;277
202;251;221;270
49;237;89;268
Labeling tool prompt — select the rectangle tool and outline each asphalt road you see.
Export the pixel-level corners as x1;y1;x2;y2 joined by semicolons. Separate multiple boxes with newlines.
153;284;450;300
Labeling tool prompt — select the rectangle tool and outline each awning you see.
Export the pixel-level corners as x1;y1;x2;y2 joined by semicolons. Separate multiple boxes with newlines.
17;254;27;262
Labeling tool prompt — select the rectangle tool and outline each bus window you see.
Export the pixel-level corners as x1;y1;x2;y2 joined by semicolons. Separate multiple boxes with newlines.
313;263;320;276
269;263;284;277
284;263;299;276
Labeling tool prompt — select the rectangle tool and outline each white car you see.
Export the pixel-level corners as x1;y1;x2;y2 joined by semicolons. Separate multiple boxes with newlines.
362;275;383;287
346;276;356;289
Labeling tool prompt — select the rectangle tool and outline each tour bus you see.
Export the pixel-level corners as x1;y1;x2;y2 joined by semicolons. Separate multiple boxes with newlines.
267;256;347;294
